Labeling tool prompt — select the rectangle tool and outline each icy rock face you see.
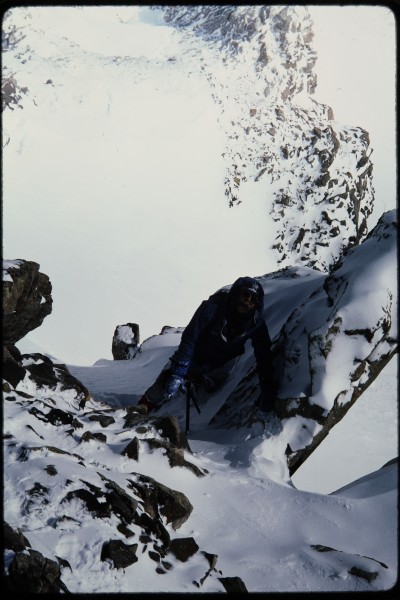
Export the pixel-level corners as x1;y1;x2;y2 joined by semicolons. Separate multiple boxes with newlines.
3;6;374;272
278;211;397;473
211;210;397;474
4;522;69;593
276;210;396;402
3;261;236;591
3;259;53;346
157;5;374;271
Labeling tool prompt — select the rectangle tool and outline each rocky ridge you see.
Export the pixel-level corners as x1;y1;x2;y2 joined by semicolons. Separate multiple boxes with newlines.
156;5;374;271
3;261;244;593
3;6;374;272
210;210;397;475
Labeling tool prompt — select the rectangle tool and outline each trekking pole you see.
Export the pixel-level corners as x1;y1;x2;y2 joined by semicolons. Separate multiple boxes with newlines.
185;382;191;434
185;382;202;435
191;392;201;415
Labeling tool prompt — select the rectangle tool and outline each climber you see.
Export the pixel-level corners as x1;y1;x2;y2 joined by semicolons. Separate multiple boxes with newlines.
138;276;277;421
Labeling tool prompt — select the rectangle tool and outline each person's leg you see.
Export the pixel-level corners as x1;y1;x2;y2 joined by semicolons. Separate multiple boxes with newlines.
139;364;172;412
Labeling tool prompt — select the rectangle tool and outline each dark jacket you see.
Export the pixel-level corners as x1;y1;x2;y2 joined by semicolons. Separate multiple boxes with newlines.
169;277;276;409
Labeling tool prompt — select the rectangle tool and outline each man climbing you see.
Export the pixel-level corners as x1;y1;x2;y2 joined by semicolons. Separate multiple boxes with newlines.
138;276;277;422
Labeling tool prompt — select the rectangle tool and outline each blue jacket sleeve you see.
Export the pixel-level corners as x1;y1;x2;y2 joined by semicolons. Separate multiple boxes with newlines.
169;299;218;379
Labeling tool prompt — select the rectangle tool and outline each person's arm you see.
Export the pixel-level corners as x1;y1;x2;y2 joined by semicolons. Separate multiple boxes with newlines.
251;320;276;411
169;299;218;379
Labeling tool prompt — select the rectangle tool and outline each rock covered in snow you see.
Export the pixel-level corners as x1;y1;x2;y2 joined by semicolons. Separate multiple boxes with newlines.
2;333;237;592
3;235;396;591
3;259;53;346
3;6;374;273
155;5;374;271
3;259;237;591
2;6;396;593
111;323;140;360
211;210;397;475
4;522;70;594
274;209;397;473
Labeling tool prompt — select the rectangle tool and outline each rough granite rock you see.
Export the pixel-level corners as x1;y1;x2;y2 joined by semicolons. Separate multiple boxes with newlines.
112;323;140;360
3;341;222;591
3;260;53;345
4;523;69;593
156;5;374;272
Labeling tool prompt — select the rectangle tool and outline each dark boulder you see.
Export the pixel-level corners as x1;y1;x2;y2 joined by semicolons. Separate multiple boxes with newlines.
4;523;69;593
3;260;52;346
169;537;199;562
112;323;140;360
101;540;139;569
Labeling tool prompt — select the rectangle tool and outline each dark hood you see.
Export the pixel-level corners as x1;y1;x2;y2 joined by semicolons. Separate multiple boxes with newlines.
227;276;265;312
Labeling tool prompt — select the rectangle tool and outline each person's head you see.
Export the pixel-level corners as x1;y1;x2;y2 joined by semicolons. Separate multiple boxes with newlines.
229;277;264;316
235;286;260;314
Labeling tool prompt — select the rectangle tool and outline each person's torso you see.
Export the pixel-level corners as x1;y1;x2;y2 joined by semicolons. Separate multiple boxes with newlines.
191;292;260;368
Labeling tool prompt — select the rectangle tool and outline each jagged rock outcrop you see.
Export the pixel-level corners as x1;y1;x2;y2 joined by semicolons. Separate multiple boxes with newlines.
158;5;317;98
112;323;140;360
211;210;397;475
2;265;237;591
3;370;236;591
275;209;397;473
3;213;396;590
155;5;374;272
3;344;91;407
3;522;70;593
3;259;53;346
3;6;375;273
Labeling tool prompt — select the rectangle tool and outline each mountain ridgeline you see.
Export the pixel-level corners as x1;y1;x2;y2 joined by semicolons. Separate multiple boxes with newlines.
157;5;374;272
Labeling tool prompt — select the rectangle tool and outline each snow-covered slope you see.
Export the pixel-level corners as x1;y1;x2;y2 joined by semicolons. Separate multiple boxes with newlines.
157;5;375;270
2;5;385;364
4;204;397;592
3;327;398;593
3;6;398;594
